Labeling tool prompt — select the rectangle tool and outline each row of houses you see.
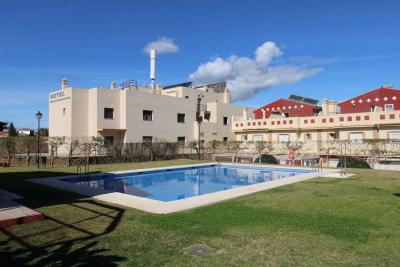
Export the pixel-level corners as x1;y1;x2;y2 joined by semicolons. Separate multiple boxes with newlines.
49;78;400;156
234;86;400;146
0;122;35;138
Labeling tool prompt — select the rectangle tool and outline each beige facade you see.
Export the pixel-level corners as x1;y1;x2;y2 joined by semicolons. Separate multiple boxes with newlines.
233;108;400;154
49;81;250;150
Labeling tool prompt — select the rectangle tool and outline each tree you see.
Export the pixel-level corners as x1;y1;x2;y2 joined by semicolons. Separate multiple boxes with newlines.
321;140;338;167
79;136;104;171
255;141;272;163
48;137;64;167
208;140;220;153
39;128;49;137
228;140;243;162
67;137;80;166
8;122;17;137
142;138;154;161
285;141;304;165
0;137;16;166
18;136;36;166
186;140;198;155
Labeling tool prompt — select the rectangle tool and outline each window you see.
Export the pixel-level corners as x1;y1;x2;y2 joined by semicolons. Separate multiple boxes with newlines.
223;137;228;142
143;136;153;143
253;135;263;142
104;108;114;119
143;110;153;121
177;113;185;123
177;136;186;143
104;136;114;146
278;134;289;143
389;131;400;140
370;105;376;112
328;133;336;140
283;113;289;118
223;116;228;125
185;96;189;99
63;108;66;115
385;104;394;111
305;133;311;140
204;111;211;121
349;132;363;143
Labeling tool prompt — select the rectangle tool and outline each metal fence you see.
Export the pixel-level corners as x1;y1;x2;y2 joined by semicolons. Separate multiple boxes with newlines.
0;137;399;168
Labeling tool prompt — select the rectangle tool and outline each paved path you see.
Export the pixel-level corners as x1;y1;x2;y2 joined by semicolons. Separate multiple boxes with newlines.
0;189;44;228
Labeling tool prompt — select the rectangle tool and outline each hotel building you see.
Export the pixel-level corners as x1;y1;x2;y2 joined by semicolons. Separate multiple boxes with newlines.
49;79;251;147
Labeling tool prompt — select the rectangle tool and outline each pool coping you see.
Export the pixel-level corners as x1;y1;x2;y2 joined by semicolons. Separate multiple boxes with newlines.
30;162;339;214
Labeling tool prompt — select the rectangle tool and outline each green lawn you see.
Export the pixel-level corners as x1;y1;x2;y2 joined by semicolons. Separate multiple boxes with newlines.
0;160;400;266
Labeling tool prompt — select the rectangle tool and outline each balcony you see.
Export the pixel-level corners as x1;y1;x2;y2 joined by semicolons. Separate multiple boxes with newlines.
232;111;400;132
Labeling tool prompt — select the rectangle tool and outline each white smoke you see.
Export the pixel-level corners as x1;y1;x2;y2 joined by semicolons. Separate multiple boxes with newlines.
189;41;322;100
143;37;179;54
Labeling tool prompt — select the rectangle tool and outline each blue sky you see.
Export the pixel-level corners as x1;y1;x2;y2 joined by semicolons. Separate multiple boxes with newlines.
1;0;400;128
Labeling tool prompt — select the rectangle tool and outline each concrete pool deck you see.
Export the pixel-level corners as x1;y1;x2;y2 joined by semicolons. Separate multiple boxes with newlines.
30;163;340;214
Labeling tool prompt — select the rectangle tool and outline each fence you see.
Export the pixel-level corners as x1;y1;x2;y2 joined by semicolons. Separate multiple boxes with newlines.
0;137;399;167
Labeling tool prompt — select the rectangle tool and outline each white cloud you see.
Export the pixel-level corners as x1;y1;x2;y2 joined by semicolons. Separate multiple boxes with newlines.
255;41;282;66
143;37;179;54
189;41;322;101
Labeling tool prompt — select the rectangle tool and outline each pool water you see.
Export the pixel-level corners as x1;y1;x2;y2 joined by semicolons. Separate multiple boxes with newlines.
62;164;312;202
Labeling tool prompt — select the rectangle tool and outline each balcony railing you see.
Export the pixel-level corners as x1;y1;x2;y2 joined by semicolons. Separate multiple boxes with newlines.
232;110;400;131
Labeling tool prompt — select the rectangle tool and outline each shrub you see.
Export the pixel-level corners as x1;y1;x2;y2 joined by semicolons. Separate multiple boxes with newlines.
259;154;279;164
336;156;371;169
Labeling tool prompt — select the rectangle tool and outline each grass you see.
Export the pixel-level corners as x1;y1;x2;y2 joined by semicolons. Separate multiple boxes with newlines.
0;160;399;266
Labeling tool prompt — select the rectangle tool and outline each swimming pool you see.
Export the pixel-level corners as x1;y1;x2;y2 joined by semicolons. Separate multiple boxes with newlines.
61;164;313;202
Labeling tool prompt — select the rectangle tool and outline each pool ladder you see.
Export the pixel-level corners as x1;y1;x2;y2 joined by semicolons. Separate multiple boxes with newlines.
312;160;323;173
77;163;89;177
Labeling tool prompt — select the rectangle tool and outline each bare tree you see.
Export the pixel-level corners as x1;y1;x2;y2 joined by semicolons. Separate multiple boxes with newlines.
186;140;198;155
18;136;36;166
321;140;338;167
48;137;64;167
255;141;273;163
208;140;220;154
0;137;16;166
285;141;304;164
79;137;103;171
228;140;243;162
67;137;80;166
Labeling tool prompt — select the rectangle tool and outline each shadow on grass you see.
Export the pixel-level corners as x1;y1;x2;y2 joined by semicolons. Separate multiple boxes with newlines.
0;170;127;266
142;201;377;243
393;193;400;197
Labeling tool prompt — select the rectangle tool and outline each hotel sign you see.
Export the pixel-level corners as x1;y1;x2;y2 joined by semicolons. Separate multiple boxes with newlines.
49;91;70;103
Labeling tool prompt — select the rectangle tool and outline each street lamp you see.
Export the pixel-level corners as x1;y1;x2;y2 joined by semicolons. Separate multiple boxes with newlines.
196;95;204;160
36;111;42;168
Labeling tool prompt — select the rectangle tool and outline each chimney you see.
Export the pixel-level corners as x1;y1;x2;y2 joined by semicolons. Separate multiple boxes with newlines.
61;78;68;90
150;49;157;90
156;84;163;94
110;81;117;90
322;99;337;115
243;108;248;120
223;88;231;104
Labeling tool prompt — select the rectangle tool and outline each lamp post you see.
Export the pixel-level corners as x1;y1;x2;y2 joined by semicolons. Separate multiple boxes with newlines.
36;111;42;168
196;95;204;160
196;96;202;160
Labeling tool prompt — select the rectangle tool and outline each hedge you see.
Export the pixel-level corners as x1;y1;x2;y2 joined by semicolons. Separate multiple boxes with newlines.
337;156;371;169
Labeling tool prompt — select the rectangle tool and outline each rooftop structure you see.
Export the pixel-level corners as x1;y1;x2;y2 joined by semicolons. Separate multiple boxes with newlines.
253;96;321;119
338;86;400;114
